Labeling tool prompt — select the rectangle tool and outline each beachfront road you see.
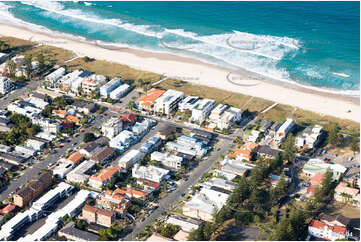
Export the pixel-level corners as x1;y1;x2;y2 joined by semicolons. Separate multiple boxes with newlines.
124;137;233;241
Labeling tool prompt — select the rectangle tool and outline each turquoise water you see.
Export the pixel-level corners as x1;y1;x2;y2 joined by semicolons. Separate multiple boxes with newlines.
1;1;359;95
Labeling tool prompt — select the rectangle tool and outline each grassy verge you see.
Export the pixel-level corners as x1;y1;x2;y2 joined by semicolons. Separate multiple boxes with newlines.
20;45;75;65
0;36;35;50
65;57;162;82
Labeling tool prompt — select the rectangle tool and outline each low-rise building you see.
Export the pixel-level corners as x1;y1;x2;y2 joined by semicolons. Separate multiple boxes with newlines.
308;219;351;241
302;159;347;181
154;89;184;116
274;118;295;143
13;171;53;207
79;142;102;158
67;151;84;165
166;135;208;158
66;160;96;184
102;117;123;139
118;149;142;169
189;98;215;124
150;151;183;170
44;67;65;87
100;77;122;98
220;158;256;176
334;182;360;207
255;145;281;159
96;189;131;214
296;125;324;149
0;76;11;94
228;142;259;161
26;137;47;151
88;166;121;189
178;96;200;112
90;146;116;164
82;205;115;227
132;164;169;183
166;215;202;232
137;88;166;112
58;221;99;241
32;117;60;134
15;145;36;157
7;100;41;119
201;177;236;191
109;83;130;99
52;159;75;178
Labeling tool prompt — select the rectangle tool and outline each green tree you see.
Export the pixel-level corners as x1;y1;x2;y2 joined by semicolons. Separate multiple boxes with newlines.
6;59;16;76
24;54;33;79
327;123;341;146
350;137;360;153
37;53;45;71
282;134;296;163
83;132;96;143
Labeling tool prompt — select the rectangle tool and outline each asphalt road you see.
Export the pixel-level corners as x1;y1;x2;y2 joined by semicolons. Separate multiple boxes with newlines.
124;137;233;241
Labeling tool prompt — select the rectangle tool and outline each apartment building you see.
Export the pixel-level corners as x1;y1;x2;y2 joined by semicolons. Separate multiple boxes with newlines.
88;166;121;189
296;125;324;149
102;117;123;139
189;98;215;124
154;89;184;115
132;164;169;183
0;76;11;94
100;77;122;98
137;88;166;112
150;151;183;170
82;205;115;227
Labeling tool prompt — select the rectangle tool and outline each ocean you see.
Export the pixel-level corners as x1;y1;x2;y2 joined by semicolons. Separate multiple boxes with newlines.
0;1;359;96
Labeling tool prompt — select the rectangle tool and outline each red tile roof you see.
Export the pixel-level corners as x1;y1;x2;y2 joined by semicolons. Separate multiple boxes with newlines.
138;88;166;104
67;151;84;164
90;166;120;183
310;220;347;235
310;173;324;185
0;204;16;214
66;115;80;123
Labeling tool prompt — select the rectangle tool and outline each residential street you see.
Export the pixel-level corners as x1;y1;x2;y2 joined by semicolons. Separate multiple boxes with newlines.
124;137;233;241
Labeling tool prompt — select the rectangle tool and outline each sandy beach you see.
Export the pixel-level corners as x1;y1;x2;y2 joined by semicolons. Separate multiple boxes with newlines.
0;24;359;123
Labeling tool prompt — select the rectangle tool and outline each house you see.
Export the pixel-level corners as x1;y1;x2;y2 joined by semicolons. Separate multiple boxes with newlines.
27;93;49;109
302;159;347;181
66;115;80;123
0;152;25;165
79;142;102;158
220;158;256;176
132;164;169;183
173;230;190;241
52;109;67;118
82;205;115;227
70;100;97;114
212;169;237;181
109;83;130;99
13;171;53;207
113;188;149;200
155;125;176;140
136;178;161;191
32;117;60;134
274;118;295;143
201;177;236;191
270;174;291;187
166;135;208;158
15;145;37;158
100;77;122;98
228;142;259;161
138;88;166;112
146;233;172;241
0;117;11;132
44;67;65;86
166;215;202;232
66;160;95;184
150;151;183;170
153;89;184;116
67;151;84;165
189;98;215;124
318;213;351;228
58;222;99;241
90;146;116;164
102;117;123;139
7;100;41;119
119;113;137;128
334;182;360;207
118;149;142;169
0;204;16;215
52;159;75;178
178;96;200;112
0;160;15;171
26;137;47;151
88;166;121;189
296;125;324;149
96;189;131;214
0;144;11;153
308;219;351;241
0;76;11;95
109;130;136;152
255;145;281;159
140;137;162;154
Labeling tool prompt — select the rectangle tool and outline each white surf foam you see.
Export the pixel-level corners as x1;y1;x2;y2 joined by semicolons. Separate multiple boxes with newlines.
332;72;350;78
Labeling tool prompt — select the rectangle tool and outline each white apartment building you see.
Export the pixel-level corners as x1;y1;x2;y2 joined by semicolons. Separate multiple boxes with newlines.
154;89;184;116
109;83;130;99
58;70;82;89
102;117;123;139
189;98;215;124
81;74;107;94
150;151;183;170
132;164;169;183
32;117;60;134
66;160;96;184
100;77;122;98
0;76;11;94
275;118;295;143
118;149;142;169
7;100;42;119
178;96;199;112
45;67;65;86
208;104;229;123
308;219;351;241
296;125;323;149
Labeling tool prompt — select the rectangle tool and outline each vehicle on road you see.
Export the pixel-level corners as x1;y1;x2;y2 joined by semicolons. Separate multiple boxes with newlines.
180;193;185;197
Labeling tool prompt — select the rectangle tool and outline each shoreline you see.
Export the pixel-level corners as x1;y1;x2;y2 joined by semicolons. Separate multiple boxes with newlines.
0;23;359;123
